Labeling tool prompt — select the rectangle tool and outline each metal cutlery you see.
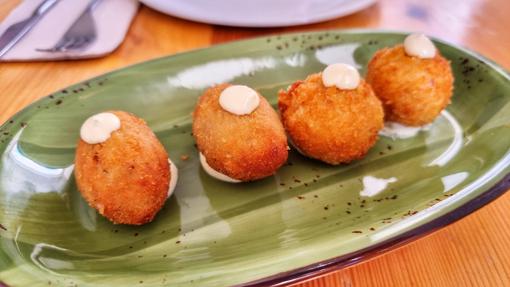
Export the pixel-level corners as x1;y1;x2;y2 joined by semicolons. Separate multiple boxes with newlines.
0;0;59;58
37;0;102;53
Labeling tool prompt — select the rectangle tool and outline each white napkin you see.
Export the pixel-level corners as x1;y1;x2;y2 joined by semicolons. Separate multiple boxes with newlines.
0;0;139;61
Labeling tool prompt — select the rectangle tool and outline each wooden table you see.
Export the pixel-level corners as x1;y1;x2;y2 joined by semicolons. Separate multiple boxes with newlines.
1;0;509;286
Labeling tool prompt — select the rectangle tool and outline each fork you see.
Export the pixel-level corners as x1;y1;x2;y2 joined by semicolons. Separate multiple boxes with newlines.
37;0;102;53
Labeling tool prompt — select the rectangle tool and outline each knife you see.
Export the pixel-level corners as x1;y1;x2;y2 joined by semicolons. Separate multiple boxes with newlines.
0;0;59;58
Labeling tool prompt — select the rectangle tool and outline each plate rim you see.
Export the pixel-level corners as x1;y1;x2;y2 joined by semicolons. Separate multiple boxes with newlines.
1;29;510;287
1;28;509;132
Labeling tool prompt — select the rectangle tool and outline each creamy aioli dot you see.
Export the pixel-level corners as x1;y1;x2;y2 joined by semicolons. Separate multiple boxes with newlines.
379;121;431;139
360;176;397;197
199;153;241;183
321;63;360;90
219;85;260;115
168;159;179;197
404;33;436;59
80;113;121;144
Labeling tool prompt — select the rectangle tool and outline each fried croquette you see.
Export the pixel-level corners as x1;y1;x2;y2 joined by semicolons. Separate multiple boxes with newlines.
192;83;288;181
366;44;454;126
75;111;171;225
278;74;384;165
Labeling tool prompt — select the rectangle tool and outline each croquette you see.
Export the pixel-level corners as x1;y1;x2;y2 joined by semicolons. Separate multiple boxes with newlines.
366;44;454;126
278;73;384;165
192;83;288;181
75;111;171;225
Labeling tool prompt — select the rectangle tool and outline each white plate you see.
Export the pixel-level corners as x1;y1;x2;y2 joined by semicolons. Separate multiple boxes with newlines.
140;0;376;27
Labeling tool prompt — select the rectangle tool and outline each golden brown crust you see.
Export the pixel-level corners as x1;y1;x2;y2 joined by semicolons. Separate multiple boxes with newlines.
192;83;288;181
366;45;454;126
74;111;170;225
278;74;384;165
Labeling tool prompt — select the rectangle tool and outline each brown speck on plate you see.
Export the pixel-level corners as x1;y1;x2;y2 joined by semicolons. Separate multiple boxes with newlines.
352;230;362;234
180;154;189;161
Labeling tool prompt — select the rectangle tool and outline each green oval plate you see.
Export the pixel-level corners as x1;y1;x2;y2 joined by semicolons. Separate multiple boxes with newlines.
1;30;510;287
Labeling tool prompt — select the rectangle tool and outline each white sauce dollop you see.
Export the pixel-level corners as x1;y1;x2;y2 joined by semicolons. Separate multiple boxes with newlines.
199;153;241;183
360;176;397;197
404;33;436;59
80;113;121;144
219;85;260;115
379;122;431;140
321;63;360;90
168;159;179;197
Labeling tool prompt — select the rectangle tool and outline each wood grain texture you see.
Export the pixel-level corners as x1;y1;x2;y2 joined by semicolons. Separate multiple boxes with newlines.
1;0;509;286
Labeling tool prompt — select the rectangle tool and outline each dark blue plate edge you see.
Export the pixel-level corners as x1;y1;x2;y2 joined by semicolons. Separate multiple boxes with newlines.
238;173;510;287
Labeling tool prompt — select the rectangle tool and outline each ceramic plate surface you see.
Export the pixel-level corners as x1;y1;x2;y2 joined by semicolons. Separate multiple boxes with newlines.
0;30;509;287
140;0;376;27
